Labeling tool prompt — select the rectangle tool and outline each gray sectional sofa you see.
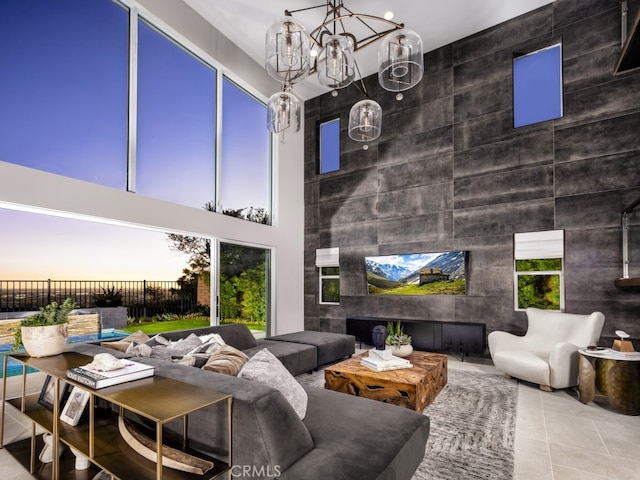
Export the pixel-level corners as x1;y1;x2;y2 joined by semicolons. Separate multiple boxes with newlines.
68;325;430;480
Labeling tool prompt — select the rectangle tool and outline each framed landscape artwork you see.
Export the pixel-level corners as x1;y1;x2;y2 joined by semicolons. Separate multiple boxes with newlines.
365;251;467;295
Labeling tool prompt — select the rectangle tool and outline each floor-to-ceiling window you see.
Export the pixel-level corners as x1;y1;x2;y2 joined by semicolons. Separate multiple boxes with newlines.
0;0;274;333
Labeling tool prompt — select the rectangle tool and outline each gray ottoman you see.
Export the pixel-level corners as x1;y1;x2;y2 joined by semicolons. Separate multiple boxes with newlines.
269;331;355;367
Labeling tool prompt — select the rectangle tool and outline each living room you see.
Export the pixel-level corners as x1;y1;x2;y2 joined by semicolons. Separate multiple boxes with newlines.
1;0;640;479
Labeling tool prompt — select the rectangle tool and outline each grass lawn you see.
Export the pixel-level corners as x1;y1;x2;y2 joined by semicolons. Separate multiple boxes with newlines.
122;318;210;334
122;318;266;335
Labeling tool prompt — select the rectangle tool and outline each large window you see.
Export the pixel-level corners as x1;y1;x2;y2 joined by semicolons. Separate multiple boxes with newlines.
1;0;272;222
136;19;217;209
220;78;271;224
0;0;129;188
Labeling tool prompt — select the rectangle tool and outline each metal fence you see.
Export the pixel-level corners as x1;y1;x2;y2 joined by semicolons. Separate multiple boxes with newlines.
0;280;198;318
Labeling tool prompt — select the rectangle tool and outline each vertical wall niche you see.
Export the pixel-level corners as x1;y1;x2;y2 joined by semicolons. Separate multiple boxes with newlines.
303;0;640;344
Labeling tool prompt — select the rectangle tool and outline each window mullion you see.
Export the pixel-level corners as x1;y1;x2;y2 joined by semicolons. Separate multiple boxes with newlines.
127;6;139;193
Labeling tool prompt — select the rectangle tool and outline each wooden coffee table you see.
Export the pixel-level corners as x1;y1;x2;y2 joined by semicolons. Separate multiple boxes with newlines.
324;351;447;412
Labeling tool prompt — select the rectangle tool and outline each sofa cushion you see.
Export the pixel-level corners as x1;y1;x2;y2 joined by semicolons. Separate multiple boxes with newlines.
202;344;249;375
281;386;430;480
244;340;317;376
239;349;308;420
269;331;355;366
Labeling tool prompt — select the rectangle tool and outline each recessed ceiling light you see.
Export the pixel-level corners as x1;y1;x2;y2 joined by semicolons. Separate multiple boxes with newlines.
384;11;394;21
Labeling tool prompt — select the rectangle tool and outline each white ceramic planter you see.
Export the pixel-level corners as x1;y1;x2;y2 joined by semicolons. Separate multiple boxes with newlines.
390;344;413;358
21;323;68;357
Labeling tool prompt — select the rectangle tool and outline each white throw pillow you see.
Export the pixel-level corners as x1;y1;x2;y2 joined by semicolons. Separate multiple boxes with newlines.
238;349;308;419
198;333;226;345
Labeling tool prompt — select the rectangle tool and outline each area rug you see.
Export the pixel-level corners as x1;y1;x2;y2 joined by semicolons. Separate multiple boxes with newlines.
296;366;517;480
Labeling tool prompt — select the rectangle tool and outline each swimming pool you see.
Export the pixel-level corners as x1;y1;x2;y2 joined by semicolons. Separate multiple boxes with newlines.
0;329;129;378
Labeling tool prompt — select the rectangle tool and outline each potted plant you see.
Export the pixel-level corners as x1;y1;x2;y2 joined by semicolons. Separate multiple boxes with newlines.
12;298;78;357
385;321;413;357
93;285;123;307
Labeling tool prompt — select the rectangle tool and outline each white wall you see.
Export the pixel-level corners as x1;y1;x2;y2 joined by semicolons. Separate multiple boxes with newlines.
0;0;305;335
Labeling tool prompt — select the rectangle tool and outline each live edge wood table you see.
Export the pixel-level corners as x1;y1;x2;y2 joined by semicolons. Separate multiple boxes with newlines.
1;352;232;480
324;351;448;412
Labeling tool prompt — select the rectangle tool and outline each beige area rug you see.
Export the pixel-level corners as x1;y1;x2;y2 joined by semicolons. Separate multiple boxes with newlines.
296;358;517;480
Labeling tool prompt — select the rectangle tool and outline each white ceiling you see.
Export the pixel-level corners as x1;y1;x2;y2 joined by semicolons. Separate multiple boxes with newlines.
184;0;555;99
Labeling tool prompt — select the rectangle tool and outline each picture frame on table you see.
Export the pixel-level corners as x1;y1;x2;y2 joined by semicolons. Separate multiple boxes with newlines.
38;375;72;411
60;386;90;426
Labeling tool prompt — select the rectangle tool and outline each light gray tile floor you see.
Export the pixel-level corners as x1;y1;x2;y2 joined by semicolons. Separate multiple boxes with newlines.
2;356;639;479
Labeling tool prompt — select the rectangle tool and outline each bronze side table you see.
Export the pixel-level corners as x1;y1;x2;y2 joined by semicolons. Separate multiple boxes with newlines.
578;348;640;416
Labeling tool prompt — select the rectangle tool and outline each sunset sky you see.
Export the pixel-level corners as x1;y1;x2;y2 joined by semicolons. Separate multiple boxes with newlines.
0;208;191;281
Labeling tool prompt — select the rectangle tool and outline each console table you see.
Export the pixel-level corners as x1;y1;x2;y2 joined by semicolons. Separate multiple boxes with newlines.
1;352;232;479
346;316;486;359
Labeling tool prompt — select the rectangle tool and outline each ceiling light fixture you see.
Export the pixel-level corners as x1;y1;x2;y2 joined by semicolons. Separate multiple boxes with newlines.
265;1;424;145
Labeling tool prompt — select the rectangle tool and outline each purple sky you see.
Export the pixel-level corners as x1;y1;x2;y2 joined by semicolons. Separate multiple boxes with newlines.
0;208;189;281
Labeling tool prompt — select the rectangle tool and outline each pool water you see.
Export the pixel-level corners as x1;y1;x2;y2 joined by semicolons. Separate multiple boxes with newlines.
0;330;128;378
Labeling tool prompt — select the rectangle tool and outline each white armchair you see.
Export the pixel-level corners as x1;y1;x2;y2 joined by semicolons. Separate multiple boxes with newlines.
488;308;605;391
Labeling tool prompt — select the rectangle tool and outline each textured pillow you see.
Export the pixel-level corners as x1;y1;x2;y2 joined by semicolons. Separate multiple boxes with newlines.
198;333;226;345
238;349;308;419
202;345;249;376
171;353;211;368
100;330;149;352
126;334;170;358
151;333;202;361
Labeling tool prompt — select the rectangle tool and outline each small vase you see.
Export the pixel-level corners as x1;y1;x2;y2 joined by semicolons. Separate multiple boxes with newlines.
390;344;413;358
21;323;68;357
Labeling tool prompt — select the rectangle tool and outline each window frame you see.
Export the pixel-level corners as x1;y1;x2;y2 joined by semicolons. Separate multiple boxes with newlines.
513;230;565;312
319;266;340;305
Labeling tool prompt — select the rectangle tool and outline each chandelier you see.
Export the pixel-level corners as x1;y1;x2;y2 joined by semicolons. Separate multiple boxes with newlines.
265;1;424;145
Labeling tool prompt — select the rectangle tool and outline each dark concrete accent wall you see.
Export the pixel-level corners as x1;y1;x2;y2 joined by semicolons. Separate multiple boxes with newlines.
304;0;640;344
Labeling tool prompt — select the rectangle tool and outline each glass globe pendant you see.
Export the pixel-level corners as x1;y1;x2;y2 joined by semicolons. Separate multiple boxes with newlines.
266;90;301;141
378;28;423;92
265;17;311;85
348;99;382;142
317;34;355;89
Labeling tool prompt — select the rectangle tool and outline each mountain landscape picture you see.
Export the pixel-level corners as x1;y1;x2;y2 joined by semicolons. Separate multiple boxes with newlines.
365;251;467;295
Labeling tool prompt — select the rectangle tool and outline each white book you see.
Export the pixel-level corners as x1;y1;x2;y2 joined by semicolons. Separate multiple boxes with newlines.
67;360;154;389
360;356;412;372
362;354;411;367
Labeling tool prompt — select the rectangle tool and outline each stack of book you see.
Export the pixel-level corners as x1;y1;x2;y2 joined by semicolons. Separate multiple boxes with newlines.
360;354;412;372
67;360;154;389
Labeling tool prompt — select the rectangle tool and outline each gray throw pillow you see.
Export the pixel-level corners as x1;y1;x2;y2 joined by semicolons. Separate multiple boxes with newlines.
238;348;308;419
150;333;203;361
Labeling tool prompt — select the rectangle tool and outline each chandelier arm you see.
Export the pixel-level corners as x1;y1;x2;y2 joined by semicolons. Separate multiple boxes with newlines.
337;4;396;38
309;14;404;50
284;4;329;16
352;59;368;97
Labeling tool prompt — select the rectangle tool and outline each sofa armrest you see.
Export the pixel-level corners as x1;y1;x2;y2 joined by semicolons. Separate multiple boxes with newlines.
548;341;580;388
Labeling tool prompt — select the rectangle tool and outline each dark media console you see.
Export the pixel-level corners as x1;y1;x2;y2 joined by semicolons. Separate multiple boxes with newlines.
346;316;486;360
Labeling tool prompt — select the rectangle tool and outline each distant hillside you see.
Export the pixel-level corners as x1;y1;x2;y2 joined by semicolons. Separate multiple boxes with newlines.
401;251;466;284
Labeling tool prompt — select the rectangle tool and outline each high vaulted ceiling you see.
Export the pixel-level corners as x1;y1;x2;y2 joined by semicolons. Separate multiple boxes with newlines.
184;0;555;99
